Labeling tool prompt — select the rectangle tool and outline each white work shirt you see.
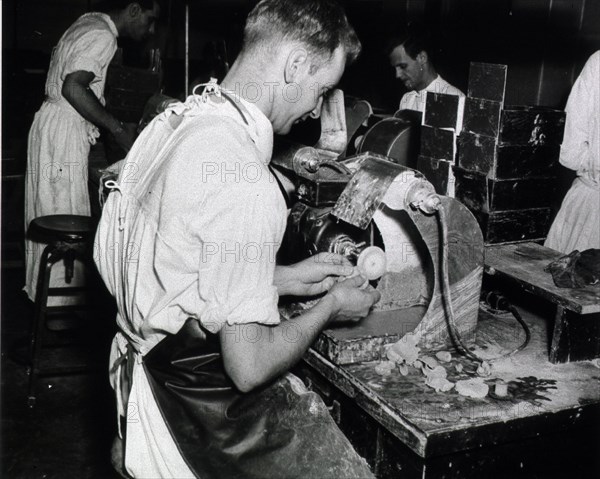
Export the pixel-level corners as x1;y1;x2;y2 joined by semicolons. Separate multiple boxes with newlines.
399;75;465;113
95;87;287;477
97;89;285;352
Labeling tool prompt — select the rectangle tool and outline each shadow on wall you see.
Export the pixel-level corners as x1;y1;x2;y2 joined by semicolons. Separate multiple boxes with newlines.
1;49;49;160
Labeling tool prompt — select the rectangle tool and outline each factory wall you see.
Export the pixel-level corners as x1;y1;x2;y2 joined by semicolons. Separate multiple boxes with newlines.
2;0;600;123
343;0;600;110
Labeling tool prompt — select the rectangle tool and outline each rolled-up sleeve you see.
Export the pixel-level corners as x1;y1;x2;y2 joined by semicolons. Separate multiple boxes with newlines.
195;180;283;330
62;29;117;81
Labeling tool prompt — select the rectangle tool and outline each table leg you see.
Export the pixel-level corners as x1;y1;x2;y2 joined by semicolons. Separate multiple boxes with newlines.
550;306;600;364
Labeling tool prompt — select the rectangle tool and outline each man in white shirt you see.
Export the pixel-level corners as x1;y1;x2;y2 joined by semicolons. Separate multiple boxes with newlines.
389;22;464;113
25;1;159;305
95;0;379;477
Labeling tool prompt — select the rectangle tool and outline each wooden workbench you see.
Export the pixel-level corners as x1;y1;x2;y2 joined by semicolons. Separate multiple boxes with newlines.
88;149;599;476
485;242;600;363
295;309;600;478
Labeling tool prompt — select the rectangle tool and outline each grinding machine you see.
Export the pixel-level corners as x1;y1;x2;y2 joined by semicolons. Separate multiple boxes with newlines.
130;88;486;366
271;90;485;365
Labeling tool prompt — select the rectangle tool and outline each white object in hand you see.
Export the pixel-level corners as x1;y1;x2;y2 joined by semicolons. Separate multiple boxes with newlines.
356;246;387;280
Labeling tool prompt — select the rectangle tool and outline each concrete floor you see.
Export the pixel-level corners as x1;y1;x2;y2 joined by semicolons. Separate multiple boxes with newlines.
1;267;122;479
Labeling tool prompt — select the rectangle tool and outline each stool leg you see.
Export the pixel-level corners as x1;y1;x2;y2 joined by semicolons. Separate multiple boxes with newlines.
28;244;62;407
64;248;75;284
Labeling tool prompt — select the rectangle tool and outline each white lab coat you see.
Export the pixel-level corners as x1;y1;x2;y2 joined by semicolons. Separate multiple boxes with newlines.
545;51;600;253
24;13;118;302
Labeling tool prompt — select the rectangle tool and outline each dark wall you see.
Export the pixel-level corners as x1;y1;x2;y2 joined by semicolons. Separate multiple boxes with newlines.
3;0;600;113
440;0;600;108
3;0;90;53
341;0;600;111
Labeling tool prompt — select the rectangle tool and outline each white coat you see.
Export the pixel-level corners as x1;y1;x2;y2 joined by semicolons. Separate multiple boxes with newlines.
24;13;118;302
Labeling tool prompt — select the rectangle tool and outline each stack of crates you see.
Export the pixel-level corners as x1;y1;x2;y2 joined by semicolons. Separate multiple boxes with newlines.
417;91;465;197
454;62;566;244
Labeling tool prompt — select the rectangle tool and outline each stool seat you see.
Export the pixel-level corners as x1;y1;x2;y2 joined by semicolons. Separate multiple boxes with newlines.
29;215;95;242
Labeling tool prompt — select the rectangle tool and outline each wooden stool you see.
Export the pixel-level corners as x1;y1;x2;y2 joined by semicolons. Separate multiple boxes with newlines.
27;214;95;407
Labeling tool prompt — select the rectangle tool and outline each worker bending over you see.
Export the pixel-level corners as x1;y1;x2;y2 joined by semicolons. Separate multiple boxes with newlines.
95;0;379;477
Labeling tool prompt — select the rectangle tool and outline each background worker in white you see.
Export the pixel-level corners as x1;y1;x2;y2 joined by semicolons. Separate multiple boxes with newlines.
545;50;600;253
389;22;464;113
24;0;159;304
95;0;380;477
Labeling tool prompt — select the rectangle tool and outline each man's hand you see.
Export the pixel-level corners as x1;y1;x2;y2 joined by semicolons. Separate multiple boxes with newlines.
324;274;381;324
274;252;354;297
112;122;136;153
223;257;380;393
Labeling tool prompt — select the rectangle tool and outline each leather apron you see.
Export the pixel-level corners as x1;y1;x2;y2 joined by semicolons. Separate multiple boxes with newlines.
142;318;374;479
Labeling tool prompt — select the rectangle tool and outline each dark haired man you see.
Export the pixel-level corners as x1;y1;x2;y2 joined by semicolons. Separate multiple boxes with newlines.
95;0;377;477
24;1;160;304
389;22;464;112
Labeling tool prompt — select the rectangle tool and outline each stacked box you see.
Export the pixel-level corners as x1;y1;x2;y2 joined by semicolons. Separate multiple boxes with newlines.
103;61;162;163
418;92;465;196
105;64;161;123
455;62;565;244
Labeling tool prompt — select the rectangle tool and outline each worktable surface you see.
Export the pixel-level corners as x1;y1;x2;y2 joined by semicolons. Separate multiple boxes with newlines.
485;242;600;314
303;309;600;458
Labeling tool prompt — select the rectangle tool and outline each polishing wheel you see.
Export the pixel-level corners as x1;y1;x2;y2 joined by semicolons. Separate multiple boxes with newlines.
357;246;387;280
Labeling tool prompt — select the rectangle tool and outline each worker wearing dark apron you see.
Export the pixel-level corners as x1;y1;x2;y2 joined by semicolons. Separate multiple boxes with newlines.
95;1;379;477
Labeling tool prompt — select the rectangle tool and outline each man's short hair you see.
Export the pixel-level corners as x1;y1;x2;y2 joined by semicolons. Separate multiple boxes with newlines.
388;21;437;63
243;0;361;66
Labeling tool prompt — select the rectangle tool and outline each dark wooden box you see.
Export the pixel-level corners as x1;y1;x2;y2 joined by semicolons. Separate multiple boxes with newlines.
500;106;565;145
463;102;565;145
417;156;452;195
454;167;559;212
462;97;502;138
105;65;161;123
470;207;553;244
423;92;462;130
468;62;507;103
106;64;161;89
420;125;455;162
457;132;560;179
